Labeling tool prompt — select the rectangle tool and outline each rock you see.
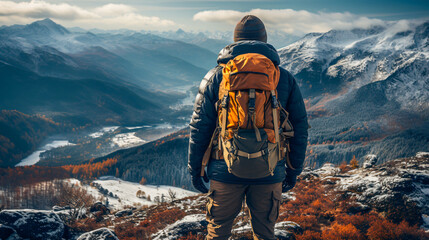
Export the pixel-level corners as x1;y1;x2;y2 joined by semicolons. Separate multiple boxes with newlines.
0;224;20;240
52;205;65;211
275;221;302;239
152;214;207;240
114;209;133;218
0;210;64;240
90;202;110;215
77;228;119;240
314;163;340;177
363;154;378;168
416;152;429;158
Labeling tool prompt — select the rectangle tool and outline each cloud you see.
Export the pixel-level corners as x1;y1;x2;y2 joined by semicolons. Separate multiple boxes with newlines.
193;9;386;35
0;0;176;30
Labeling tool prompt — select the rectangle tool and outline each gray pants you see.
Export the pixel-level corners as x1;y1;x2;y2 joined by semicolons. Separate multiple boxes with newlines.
205;180;282;240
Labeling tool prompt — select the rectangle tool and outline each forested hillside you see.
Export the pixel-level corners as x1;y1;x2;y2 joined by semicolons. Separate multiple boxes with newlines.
0;110;61;167
94;129;191;189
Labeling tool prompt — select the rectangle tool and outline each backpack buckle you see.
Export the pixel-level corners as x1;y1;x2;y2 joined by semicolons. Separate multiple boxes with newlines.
271;95;279;108
262;148;269;156
221;95;229;108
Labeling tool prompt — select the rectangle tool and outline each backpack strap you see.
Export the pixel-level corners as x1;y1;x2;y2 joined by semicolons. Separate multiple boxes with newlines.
271;90;281;158
248;89;261;142
220;93;229;139
201;127;219;176
235;148;269;159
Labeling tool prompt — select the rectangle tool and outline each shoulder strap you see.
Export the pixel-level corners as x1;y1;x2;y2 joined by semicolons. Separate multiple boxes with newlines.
220;93;229;139
271;90;281;157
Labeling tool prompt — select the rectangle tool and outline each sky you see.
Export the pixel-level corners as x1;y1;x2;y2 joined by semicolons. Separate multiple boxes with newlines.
0;0;428;35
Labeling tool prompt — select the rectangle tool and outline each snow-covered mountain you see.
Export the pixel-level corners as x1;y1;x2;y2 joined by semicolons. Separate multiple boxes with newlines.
0;18;213;89
278;20;429;166
279;20;428;102
0;19;216;132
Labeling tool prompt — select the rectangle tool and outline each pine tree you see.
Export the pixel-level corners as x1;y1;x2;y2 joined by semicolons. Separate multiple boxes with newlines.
350;155;359;169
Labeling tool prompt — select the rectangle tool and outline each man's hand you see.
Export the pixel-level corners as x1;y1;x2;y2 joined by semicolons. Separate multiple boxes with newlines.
191;173;209;193
282;170;298;193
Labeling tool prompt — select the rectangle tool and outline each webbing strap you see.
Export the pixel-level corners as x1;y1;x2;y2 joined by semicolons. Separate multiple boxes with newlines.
248;89;261;142
201;127;219;176
220;94;229;138
236;149;268;159
271;90;281;157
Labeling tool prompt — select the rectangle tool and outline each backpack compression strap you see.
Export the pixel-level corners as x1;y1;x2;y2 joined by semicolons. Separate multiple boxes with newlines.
220;93;229;138
271;90;281;158
248;89;262;142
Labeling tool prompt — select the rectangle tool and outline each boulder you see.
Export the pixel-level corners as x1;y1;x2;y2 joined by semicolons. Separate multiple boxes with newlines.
363;154;378;168
274;221;302;239
416;152;429;158
114;209;133;218
314;163;340;177
77;228;119;240
0;210;64;240
0;224;21;240
152;214;207;240
90;202;110;215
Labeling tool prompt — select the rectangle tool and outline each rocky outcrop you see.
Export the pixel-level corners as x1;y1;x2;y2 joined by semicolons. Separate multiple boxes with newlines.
0;210;65;240
363;154;378;168
77;228;119;240
322;152;429;227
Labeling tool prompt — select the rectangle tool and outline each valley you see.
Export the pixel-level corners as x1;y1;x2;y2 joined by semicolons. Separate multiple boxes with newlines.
16;123;187;167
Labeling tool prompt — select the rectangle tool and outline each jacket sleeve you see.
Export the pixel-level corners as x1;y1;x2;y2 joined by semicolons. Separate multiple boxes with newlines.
281;69;309;175
188;66;222;177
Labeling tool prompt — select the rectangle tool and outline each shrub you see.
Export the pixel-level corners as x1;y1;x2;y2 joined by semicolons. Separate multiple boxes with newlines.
321;223;365;240
367;219;428;240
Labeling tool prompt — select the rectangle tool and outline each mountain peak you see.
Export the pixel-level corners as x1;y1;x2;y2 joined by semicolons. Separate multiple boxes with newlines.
27;18;70;35
176;28;185;34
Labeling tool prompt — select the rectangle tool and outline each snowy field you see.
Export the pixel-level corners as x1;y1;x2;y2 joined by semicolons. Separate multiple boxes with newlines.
71;176;197;210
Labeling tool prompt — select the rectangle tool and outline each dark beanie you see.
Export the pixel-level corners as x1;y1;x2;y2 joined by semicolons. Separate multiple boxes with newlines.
234;15;267;43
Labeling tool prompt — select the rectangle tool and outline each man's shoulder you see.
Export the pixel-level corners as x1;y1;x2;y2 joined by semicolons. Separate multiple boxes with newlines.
198;65;223;95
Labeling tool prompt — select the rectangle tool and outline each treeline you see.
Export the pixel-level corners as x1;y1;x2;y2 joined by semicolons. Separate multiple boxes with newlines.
0;110;61;167
62;158;117;179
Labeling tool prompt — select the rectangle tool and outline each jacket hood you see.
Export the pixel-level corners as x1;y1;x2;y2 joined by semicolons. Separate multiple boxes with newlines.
217;40;280;66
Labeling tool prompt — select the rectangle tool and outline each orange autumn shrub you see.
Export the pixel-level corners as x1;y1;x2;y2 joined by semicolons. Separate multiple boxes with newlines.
335;213;380;234
150;208;186;226
367;219;427;240
339;160;351;173
115;208;186;240
179;232;205;240
296;230;322;240
321;223;365;240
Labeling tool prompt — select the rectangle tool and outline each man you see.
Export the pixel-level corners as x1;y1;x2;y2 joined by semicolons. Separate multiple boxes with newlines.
188;15;308;240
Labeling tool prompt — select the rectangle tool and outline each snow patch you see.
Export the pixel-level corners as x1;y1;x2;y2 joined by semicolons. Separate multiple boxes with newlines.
111;132;146;148
89;126;119;138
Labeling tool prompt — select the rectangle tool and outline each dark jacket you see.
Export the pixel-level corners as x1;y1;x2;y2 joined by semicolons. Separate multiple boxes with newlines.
188;40;308;184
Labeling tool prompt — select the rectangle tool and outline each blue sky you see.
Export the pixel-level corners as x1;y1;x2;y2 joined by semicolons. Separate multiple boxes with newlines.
1;0;428;33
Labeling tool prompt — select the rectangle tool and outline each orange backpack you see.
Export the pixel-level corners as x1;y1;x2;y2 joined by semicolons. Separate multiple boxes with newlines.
201;53;294;179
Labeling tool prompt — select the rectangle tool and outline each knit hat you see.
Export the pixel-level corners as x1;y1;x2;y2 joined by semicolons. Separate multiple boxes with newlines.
234;15;267;43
